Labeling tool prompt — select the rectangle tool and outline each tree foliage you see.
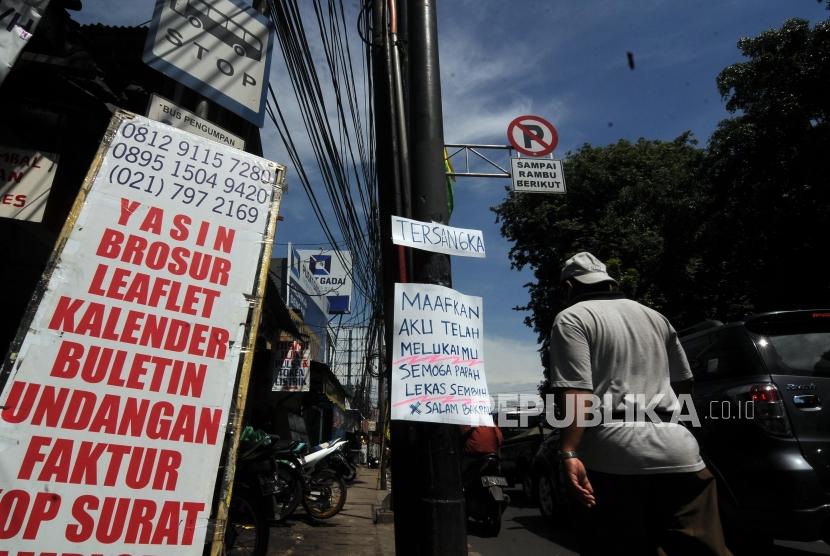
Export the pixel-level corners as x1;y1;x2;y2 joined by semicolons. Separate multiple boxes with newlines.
493;17;830;387
493;134;708;341
701;17;830;317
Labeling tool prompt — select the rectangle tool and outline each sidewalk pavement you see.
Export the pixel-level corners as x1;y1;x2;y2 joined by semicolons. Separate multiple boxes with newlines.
267;466;395;555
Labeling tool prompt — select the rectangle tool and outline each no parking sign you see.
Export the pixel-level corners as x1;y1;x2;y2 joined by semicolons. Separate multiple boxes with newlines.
507;115;558;157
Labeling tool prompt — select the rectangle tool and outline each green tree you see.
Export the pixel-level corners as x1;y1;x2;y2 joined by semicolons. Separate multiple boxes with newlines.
700;17;830;319
493;134;709;356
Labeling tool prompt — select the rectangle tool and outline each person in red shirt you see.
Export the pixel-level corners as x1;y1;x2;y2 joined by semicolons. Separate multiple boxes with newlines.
460;425;503;455
459;425;503;477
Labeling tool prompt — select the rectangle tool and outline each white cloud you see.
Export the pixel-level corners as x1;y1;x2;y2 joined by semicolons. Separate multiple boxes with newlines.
484;333;544;388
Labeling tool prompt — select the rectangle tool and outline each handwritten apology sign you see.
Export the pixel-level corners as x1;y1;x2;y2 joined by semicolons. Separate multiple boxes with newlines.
391;283;493;426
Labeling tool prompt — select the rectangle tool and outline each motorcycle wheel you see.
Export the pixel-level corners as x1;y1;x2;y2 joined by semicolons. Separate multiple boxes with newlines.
482;502;502;537
272;468;303;521
342;462;357;483
302;470;348;520
226;485;269;556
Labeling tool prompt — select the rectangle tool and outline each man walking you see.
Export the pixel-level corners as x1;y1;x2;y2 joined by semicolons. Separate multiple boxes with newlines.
549;252;729;555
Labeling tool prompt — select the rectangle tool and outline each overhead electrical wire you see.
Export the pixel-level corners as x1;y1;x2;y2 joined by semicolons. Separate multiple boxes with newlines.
265;0;384;414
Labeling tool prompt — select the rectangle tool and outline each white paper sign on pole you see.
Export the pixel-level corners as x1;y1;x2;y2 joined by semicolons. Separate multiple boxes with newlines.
391;283;494;426
0;0;49;86
0;111;283;553
0;145;58;222
391;215;486;258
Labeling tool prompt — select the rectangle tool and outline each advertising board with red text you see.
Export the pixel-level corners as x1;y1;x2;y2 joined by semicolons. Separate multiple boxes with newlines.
0;111;284;554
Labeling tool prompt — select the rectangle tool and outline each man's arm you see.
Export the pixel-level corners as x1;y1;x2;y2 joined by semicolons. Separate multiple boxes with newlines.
557;387;596;508
671;378;693;397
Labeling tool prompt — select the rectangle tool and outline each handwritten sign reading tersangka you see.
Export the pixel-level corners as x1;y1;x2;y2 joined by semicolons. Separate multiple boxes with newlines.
391;283;493;426
391;215;486;258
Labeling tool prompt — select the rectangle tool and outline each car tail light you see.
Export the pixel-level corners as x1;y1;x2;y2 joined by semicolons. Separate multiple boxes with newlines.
749;384;792;437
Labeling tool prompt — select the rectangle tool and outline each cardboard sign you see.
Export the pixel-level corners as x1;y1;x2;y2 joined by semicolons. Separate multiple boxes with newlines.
391;283;493;426
143;0;274;127
391;215;486;259
0;145;57;222
0;111;283;553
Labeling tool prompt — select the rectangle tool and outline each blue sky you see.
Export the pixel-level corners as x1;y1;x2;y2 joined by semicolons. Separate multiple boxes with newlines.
75;0;828;393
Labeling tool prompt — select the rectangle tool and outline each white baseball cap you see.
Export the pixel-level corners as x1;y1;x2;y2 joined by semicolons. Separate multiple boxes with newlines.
560;252;617;285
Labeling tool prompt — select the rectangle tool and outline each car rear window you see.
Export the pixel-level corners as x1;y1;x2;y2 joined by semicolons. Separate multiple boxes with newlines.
749;316;830;376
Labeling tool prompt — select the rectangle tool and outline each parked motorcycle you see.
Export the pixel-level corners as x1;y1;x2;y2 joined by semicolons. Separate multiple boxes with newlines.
224;429;277;555
463;454;510;537
272;437;350;521
325;446;358;483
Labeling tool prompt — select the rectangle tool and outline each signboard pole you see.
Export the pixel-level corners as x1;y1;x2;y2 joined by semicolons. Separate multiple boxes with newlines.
209;171;284;555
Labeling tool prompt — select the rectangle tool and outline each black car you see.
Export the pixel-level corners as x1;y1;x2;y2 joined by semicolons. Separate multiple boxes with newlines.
679;310;830;545
499;412;552;498
529;428;567;525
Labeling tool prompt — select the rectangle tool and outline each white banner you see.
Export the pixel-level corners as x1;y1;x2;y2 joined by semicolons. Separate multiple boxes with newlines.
0;145;57;222
391;283;493;426
391;215;486;258
0;112;282;553
0;0;49;86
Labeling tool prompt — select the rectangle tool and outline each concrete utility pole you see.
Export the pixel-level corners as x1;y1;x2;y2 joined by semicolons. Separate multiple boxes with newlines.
389;1;468;554
371;0;400;496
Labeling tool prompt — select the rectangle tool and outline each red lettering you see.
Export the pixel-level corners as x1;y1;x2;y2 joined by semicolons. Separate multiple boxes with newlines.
17;435;52;480
210;257;231;286
1;381;39;424
195;220;209;247
66;495;96;542
117;198;141;226
95;228;124;259
47;296;84;332
213;225;235;253
0;490;57;540
68;442;106;485
206;327;229;359
88;264;108;296
170;213;191;241
139;206;164;235
124;498;155;543
50;340;84;379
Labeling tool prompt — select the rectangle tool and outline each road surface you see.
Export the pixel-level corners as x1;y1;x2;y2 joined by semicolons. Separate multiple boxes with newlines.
468;489;830;556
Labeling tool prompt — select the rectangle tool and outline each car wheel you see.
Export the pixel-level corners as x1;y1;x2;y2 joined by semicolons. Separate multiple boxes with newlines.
536;473;556;523
234;44;246;57
522;473;536;502
188;15;202;28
